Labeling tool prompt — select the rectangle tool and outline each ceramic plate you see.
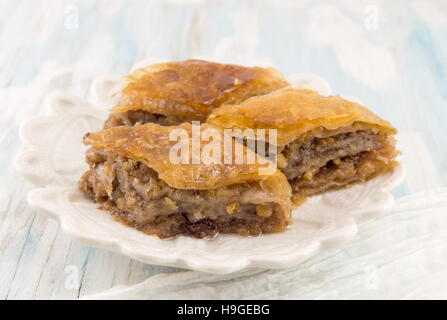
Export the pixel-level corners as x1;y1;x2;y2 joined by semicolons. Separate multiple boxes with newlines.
16;67;405;274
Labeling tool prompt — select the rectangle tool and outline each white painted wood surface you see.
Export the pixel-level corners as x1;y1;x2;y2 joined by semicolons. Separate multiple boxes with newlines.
1;0;447;299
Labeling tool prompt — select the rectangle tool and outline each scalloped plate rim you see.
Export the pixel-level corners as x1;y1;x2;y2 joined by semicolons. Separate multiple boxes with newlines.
15;70;406;274
26;186;361;274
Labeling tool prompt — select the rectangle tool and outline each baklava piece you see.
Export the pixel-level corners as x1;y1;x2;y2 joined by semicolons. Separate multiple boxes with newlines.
79;123;292;239
104;59;289;128
207;89;399;201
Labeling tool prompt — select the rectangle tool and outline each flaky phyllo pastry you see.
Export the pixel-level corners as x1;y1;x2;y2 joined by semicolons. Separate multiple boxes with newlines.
80;60;399;239
207;88;399;202
79;123;292;239
104;59;289;128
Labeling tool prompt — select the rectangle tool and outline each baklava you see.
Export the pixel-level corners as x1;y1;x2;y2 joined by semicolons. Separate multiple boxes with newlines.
79;122;292;239
207;88;399;202
104;59;289;128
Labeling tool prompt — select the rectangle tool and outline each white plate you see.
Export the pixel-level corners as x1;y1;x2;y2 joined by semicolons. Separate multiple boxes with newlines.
15;72;405;274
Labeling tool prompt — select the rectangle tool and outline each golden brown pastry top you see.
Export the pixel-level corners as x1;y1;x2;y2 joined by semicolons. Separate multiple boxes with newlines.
113;59;289;121
207;88;397;146
83;122;291;195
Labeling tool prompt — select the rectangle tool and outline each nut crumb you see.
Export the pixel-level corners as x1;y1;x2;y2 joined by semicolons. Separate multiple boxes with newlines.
277;154;288;169
226;203;239;214
256;204;272;217
291;194;306;207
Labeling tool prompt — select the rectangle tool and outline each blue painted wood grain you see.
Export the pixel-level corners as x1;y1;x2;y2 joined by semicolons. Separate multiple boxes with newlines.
0;0;446;299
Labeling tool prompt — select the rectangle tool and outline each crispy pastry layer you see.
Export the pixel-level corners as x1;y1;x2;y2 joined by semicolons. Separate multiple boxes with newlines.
80;122;292;238
207;89;399;199
83;122;285;190
207;88;396;146
110;59;289;125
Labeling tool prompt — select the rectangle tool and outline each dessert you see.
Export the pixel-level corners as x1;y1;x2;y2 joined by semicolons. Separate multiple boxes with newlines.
79;122;292;239
104;59;289;128
79;59;400;240
207;88;399;200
